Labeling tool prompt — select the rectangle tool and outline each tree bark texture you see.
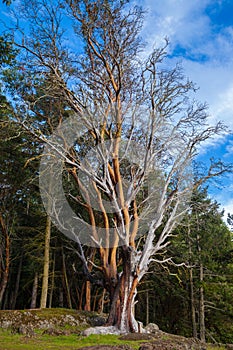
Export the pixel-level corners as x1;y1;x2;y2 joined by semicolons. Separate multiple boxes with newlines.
106;247;139;332
62;246;72;309
11;252;23;310
40;215;51;308
31;272;38;309
0;215;10;307
199;263;205;342
48;253;56;308
188;224;198;338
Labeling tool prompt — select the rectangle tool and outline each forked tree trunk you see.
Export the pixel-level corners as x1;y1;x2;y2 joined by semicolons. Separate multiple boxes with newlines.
107;274;139;332
106;248;139;332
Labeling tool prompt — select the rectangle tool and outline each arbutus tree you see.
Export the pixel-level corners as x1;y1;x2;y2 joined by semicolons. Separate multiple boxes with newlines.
2;0;232;332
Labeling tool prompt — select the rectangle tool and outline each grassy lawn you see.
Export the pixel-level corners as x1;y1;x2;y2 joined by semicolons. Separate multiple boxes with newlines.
0;329;145;349
0;309;230;349
0;329;228;350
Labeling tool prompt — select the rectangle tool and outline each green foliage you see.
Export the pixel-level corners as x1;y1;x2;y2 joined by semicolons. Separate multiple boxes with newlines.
0;327;229;349
0;35;17;65
2;0;12;5
136;188;233;342
0;329;144;349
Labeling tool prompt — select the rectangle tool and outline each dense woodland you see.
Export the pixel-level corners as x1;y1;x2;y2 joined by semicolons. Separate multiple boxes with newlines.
0;0;233;344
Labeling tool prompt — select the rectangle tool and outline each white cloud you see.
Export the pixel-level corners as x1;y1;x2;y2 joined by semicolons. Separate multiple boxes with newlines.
225;139;233;155
138;0;233;131
180;60;233;130
140;0;211;48
138;0;233;213
214;84;233;128
221;200;233;226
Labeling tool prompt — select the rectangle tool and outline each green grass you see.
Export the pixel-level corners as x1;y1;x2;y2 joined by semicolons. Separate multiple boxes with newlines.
0;329;230;350
0;329;145;349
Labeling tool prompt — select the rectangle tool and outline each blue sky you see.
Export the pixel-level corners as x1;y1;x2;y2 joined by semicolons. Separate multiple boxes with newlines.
0;0;233;220
133;0;233;220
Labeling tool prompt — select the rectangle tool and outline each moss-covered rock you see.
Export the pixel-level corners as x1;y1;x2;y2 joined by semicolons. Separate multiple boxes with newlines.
0;308;106;335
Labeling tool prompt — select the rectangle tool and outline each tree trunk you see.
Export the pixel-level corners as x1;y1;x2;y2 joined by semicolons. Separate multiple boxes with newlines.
84;281;91;311
107;273;139;332
189;266;197;338
188;224;197;338
106;248;139;332
31;272;38;308
48;253;55;308
97;288;106;313
0;215;10;308
59;287;64;307
40;214;51;308
199;263;205;342
146;289;149;325
2;288;8;310
84;248;96;311
61;246;72;309
196;228;205;343
11;252;23;310
79;282;85;310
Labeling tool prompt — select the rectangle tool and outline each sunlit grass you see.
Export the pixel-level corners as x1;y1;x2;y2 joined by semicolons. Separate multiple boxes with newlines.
0;325;230;350
0;329;144;349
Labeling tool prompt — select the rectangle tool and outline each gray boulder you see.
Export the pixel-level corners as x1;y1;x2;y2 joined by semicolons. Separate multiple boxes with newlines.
82;325;123;336
145;323;159;334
